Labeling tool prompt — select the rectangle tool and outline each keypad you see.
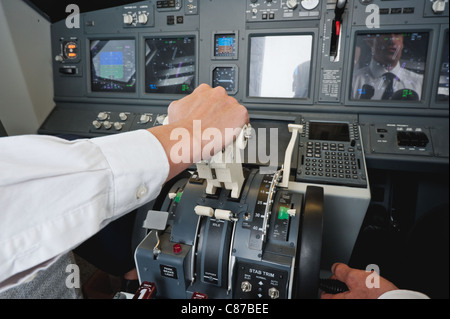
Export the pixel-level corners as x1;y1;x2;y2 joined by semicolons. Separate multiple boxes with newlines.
297;122;367;188
303;141;359;180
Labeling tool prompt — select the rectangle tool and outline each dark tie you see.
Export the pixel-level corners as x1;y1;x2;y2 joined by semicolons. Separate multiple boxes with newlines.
382;72;396;100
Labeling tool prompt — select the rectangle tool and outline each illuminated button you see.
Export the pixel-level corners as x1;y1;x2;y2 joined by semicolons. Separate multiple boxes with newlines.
173;244;182;254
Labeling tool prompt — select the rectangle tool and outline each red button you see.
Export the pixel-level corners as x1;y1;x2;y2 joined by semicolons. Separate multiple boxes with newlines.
173;244;182;254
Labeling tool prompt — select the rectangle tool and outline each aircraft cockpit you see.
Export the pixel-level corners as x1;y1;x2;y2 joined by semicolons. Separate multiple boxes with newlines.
0;0;448;303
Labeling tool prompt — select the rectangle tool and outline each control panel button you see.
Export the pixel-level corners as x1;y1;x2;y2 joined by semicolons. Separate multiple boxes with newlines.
156;114;167;125
114;122;123;131
119;112;128;121
103;121;112;130
97;112;109;121
92;120;102;129
140;114;151;124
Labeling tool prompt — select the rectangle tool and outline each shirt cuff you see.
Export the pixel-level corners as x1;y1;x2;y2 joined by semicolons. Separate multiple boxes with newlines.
90;129;170;219
378;290;430;299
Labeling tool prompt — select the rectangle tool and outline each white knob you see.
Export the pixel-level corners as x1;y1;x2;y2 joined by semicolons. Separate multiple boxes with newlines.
97;112;108;121
301;0;320;11
123;14;134;25
119;112;128;121
92;120;102;129
138;13;148;24
432;0;446;13
114;122;123;131
103;121;112;130
55;55;63;62
140;114;151;124
286;0;299;9
156;115;167;125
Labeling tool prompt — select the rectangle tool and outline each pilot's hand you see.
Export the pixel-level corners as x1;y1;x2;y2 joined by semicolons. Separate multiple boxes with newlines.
168;83;249;160
321;263;398;299
149;84;249;180
168;83;248;129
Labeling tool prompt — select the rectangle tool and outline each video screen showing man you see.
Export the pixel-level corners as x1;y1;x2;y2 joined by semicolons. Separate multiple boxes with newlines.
351;32;429;101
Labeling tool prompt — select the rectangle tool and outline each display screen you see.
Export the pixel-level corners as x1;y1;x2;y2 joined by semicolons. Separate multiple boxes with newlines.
309;122;350;142
437;30;449;102
351;32;429;101
249;34;313;99
145;37;196;94
214;34;236;57
90;39;136;92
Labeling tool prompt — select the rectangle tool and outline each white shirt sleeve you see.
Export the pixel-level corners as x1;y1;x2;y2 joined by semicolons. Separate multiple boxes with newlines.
378;290;430;299
0;130;170;291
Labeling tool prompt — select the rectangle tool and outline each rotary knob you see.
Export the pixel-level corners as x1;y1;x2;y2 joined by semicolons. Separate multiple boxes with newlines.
139;114;151;124
301;0;320;10
114;122;123;131
123;14;134;25
432;0;446;14
156;115;167;125
138;13;148;24
119;112;128;121
97;112;109;121
103;121;112;130
286;0;299;9
92;120;102;129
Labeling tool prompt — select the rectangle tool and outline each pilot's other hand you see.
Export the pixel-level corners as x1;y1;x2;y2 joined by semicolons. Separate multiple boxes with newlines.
321;263;398;299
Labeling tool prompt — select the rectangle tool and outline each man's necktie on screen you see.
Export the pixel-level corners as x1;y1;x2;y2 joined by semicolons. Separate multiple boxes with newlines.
381;72;397;100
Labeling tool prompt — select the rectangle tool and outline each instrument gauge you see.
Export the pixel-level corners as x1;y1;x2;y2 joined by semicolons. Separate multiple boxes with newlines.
212;65;238;95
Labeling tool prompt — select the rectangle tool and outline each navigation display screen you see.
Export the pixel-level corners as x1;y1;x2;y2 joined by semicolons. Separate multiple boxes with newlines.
90;39;136;92
249;34;313;99
145;36;196;94
309;122;350;142
351;32;429;101
214;34;236;57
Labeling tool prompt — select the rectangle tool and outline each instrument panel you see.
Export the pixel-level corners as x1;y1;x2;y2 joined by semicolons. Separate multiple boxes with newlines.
37;0;448;187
